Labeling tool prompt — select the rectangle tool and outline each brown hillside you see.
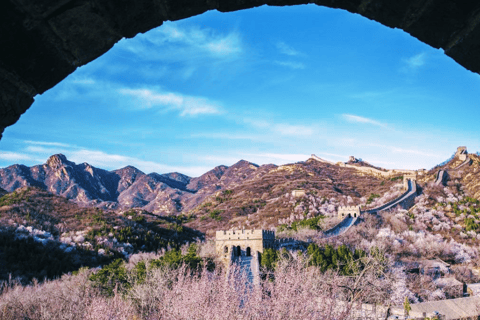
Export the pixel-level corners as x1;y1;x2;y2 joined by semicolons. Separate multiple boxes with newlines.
184;158;401;236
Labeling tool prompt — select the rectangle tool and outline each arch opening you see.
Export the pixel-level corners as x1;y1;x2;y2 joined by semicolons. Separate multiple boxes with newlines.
1;1;480;140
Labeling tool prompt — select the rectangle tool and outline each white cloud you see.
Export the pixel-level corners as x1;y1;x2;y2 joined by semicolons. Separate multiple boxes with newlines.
71;78;95;85
24;140;72;148
342;114;388;128
199;155;243;165
243;118;315;137
189;133;260;141
119;88;222;116
206;32;243;56
251;153;310;162
276;42;300;56
350;90;395;100
0;151;33;162
68;149;210;177
315;152;349;160
126;23;243;60
274;61;305;70
388;146;442;158
24;146;69;154
402;52;427;72
8;140;213;176
239;152;309;165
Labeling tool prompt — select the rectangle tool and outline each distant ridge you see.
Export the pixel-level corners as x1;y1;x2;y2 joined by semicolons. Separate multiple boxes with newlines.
0;154;266;215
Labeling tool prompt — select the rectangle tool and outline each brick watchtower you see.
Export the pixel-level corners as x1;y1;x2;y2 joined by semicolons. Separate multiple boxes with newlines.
215;229;275;266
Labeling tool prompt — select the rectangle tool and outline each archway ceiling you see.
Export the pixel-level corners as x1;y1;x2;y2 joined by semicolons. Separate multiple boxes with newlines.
1;0;480;139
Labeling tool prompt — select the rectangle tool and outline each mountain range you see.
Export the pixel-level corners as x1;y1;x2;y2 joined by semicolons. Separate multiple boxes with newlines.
0;154;273;215
3;151;480;233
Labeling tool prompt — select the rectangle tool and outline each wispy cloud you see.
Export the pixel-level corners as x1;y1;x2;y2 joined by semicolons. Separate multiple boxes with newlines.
198;155;243;165
6;140;213;176
24;140;72;148
244;118;315;137
342;114;388;128
124;23;243;61
350;90;396;100
361;142;444;159
315;152;349;160
0;151;33;162
69;149;210;177
71;78;95;85
242;152;309;165
119;88;222;116
401;52;427;72
24;146;69;155
274;61;305;70
276;42;301;56
388;146;442;158
189;133;260;141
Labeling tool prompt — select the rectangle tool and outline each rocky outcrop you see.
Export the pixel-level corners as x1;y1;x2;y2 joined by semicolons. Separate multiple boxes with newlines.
0;153;267;215
2;0;480;138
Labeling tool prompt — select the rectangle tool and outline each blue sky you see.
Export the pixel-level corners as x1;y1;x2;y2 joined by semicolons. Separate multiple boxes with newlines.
1;4;480;177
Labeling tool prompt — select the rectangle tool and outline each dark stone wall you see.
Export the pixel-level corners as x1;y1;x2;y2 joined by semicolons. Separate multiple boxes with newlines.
2;0;480;138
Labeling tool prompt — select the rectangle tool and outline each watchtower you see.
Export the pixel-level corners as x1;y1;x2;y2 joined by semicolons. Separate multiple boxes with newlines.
215;229;275;266
456;146;468;161
403;172;417;190
337;206;361;219
291;189;306;198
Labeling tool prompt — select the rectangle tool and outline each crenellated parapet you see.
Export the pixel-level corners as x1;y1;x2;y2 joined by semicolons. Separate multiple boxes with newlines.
338;205;361;219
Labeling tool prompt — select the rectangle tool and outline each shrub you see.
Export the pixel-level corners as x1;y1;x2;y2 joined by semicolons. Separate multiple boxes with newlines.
366;193;381;204
89;259;130;296
260;248;279;271
208;210;222;221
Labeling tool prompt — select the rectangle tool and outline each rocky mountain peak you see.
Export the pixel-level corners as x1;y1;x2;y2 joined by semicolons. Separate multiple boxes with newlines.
46;154;70;169
162;172;191;185
231;160;257;168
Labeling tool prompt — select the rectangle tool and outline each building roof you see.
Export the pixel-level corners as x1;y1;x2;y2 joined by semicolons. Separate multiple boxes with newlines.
406;296;480;320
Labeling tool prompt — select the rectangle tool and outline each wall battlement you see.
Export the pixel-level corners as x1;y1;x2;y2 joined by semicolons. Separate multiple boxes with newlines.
215;229;274;241
338;205;361;219
310;154;419;178
338;205;360;211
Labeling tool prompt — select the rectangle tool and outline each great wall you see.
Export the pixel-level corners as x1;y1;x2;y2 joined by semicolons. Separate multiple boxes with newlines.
215;147;473;282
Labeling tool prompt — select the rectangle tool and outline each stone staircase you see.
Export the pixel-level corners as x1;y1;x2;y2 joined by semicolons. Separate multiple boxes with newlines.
233;254;259;285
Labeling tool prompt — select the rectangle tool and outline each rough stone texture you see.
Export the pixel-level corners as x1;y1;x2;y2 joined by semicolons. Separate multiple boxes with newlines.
2;0;480;138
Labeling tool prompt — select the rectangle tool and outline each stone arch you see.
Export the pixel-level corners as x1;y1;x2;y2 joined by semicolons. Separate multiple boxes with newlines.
236;245;241;257
224;246;228;254
2;1;480;138
246;247;251;257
